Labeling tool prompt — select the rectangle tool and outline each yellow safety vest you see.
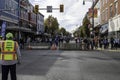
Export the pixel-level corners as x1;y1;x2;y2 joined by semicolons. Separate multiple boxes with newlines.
0;40;17;60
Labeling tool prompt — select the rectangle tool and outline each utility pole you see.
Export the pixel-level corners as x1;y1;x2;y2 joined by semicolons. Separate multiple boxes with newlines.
34;4;64;13
18;0;20;43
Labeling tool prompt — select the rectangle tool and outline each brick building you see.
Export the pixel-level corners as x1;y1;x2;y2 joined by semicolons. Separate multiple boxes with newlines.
100;0;120;38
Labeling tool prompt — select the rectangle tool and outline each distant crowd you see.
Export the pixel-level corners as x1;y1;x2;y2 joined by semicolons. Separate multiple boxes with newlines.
18;36;120;50
74;36;120;50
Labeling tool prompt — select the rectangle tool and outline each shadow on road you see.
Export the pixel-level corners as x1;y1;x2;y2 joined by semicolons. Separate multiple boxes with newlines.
0;50;63;76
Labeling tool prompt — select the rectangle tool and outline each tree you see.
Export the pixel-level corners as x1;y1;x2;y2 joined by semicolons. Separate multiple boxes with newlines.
80;26;85;38
82;16;90;37
59;27;66;36
73;25;86;38
44;15;59;36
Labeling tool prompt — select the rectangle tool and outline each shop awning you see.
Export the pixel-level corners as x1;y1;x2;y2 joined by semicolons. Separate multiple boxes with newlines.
5;26;35;34
100;23;108;34
101;28;108;33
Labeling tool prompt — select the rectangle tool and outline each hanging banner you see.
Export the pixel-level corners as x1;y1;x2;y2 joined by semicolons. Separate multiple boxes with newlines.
94;8;98;18
88;8;98;18
1;21;7;38
88;8;93;18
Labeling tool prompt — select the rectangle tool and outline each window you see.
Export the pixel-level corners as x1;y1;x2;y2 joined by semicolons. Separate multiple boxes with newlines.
5;0;10;9
114;1;118;16
106;9;108;21
110;5;112;17
101;13;103;23
103;0;104;6
105;0;107;3
100;0;102;8
5;0;18;16
103;11;105;21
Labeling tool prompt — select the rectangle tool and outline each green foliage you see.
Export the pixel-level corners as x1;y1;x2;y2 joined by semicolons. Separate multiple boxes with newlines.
73;16;90;38
44;15;59;36
59;27;66;35
82;16;90;37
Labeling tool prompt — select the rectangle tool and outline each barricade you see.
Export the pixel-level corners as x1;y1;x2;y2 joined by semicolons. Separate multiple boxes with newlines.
59;43;83;50
24;43;51;50
51;44;57;50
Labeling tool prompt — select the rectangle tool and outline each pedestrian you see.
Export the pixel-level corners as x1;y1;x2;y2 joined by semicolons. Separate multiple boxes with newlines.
0;36;4;59
20;38;24;49
99;38;103;49
114;37;119;50
0;36;4;43
90;38;94;50
110;37;114;49
0;32;21;80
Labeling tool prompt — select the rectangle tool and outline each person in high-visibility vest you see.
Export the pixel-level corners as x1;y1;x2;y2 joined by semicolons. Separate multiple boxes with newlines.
0;32;21;80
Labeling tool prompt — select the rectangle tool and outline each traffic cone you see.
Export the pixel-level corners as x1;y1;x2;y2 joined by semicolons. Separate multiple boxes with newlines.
28;44;32;50
51;44;57;50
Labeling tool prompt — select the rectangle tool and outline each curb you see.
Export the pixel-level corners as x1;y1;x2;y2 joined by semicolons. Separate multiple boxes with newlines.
97;48;120;52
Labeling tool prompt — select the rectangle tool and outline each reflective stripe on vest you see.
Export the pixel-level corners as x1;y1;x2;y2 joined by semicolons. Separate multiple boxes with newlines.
1;54;17;60
0;40;17;60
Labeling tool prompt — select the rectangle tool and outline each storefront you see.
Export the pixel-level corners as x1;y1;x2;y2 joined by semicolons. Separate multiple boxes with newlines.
0;0;19;40
109;15;120;38
100;23;108;38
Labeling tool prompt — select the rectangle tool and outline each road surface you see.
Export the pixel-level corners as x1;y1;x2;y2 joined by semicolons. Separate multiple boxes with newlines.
0;50;120;80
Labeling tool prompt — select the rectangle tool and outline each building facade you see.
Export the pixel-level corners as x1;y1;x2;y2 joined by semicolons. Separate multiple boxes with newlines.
100;0;120;38
0;0;19;39
0;0;44;42
19;0;30;42
92;0;101;37
87;0;100;37
27;3;37;41
36;12;44;35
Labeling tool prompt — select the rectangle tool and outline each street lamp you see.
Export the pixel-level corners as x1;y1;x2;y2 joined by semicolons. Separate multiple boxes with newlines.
83;0;95;38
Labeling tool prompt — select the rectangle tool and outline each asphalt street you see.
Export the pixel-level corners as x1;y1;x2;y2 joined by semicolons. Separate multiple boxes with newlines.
0;50;120;80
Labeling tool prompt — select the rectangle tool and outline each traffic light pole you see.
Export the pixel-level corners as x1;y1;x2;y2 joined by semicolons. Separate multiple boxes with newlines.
92;0;94;38
18;0;20;44
34;4;64;13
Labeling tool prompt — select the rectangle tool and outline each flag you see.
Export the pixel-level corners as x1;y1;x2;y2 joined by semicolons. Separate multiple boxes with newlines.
88;8;98;18
94;8;98;18
88;8;93;18
1;21;7;38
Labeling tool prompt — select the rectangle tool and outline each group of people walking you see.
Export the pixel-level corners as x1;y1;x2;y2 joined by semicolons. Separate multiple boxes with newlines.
75;36;120;50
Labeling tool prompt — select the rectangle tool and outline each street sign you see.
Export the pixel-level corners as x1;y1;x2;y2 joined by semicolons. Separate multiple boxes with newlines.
47;6;52;12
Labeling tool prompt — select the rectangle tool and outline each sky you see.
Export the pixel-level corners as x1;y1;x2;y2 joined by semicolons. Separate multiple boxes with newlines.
29;0;92;33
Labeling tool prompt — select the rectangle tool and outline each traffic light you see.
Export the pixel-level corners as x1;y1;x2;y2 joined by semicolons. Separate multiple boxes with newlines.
60;4;64;12
83;1;85;5
34;5;39;13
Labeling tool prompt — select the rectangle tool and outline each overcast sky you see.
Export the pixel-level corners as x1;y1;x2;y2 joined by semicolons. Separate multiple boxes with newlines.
29;0;92;33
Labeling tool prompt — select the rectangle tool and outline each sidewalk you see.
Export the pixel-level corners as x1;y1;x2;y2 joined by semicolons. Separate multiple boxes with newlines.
97;47;120;52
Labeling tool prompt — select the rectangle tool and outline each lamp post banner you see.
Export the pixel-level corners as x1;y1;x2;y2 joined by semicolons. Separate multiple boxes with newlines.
88;8;97;18
1;21;7;37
